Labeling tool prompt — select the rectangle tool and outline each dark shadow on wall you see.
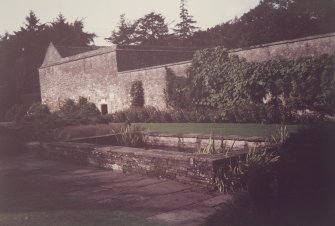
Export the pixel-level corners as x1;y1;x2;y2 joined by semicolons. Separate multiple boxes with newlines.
164;67;190;109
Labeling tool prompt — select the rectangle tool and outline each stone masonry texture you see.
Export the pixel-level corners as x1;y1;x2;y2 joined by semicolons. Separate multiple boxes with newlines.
39;33;335;113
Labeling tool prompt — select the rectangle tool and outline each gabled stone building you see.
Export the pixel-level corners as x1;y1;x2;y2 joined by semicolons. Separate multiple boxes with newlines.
39;32;335;114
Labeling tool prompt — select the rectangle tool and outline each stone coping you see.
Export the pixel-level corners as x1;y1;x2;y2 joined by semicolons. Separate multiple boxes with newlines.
144;132;267;142
228;32;335;53
117;60;192;74
45;141;245;162
40;46;117;68
40;32;335;69
67;132;267;143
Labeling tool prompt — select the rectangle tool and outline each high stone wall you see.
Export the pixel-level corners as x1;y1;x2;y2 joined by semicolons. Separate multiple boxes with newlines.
39;48;117;112
39;44;191;113
111;61;191;112
229;32;335;62
39;33;335;114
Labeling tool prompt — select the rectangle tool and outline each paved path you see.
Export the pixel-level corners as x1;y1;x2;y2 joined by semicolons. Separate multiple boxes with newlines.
0;152;232;226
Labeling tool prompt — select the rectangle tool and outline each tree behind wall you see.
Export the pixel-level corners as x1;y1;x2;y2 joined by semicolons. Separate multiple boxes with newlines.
174;0;198;45
105;14;138;45
134;12;169;45
0;11;96;120
107;12;170;46
191;0;335;48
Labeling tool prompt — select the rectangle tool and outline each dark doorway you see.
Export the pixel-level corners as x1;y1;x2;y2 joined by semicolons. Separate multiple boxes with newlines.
101;104;108;115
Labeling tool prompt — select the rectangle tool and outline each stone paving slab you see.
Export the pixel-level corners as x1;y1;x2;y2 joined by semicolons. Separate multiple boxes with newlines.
99;176;166;190
124;180;192;196
149;209;209;226
0;152;231;226
127;191;213;213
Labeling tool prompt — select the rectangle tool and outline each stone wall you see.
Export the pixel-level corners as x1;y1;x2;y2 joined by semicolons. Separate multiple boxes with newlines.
229;32;335;62
68;132;268;152
39;33;335;113
145;132;267;152
40;141;243;186
39;45;191;113
112;61;191;112
39;47;117;112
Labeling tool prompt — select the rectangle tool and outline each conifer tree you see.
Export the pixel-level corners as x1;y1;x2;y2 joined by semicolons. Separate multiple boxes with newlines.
106;14;137;45
174;0;198;41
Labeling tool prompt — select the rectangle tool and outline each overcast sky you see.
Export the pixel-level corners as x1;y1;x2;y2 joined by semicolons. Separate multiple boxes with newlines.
0;0;260;45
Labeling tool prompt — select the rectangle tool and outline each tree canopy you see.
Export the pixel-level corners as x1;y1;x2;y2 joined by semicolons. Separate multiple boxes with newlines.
134;12;169;45
105;14;137;45
107;12;169;46
107;0;198;46
191;0;335;48
173;0;198;42
0;11;96;119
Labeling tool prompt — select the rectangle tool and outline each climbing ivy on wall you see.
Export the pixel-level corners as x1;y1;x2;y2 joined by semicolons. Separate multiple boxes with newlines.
187;47;335;120
164;67;190;109
130;81;145;107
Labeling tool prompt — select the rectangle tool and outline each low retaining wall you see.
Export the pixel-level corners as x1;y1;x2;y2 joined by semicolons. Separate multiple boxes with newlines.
145;132;268;151
68;132;268;152
40;141;245;186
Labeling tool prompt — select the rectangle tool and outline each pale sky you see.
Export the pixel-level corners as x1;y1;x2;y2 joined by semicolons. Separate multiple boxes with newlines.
0;0;260;45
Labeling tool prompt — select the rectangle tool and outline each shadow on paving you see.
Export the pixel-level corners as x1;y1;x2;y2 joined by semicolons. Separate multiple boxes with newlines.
0;152;221;226
0;153;167;226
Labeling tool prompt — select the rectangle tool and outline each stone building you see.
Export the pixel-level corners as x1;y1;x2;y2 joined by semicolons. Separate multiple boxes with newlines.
39;32;335;114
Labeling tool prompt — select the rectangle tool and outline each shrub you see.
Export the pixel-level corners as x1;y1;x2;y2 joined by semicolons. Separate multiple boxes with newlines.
278;123;335;201
109;105;332;124
109;107;224;123
130;81;144;107
58;99;77;117
188;48;335;123
164;67;191;108
243;149;280;206
4;103;29;121
25;102;50;120
56;97;103;124
214;148;280;197
114;124;145;147
77;99;101;118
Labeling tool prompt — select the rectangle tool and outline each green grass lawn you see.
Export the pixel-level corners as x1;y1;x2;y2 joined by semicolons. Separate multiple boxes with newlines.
136;123;304;137
0;210;165;226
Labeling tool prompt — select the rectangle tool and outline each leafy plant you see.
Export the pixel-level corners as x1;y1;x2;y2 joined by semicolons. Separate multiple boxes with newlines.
278;123;335;199
164;66;190;109
270;125;288;145
214;147;280;196
4;103;29;121
25;102;50;120
198;134;236;155
130;81;144;107
198;134;216;154
214;157;245;193
114;124;145;147
56;97;103;124
188;48;335;123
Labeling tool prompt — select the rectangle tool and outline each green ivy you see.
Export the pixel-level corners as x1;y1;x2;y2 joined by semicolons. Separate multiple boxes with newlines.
164;67;190;109
188;47;335;121
130;81;144;107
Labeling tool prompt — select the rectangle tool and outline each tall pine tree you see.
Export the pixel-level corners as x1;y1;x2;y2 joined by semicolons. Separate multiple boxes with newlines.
174;0;198;42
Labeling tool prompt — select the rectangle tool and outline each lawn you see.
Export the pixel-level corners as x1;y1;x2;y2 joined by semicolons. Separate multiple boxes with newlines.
136;123;303;137
1;122;304;140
